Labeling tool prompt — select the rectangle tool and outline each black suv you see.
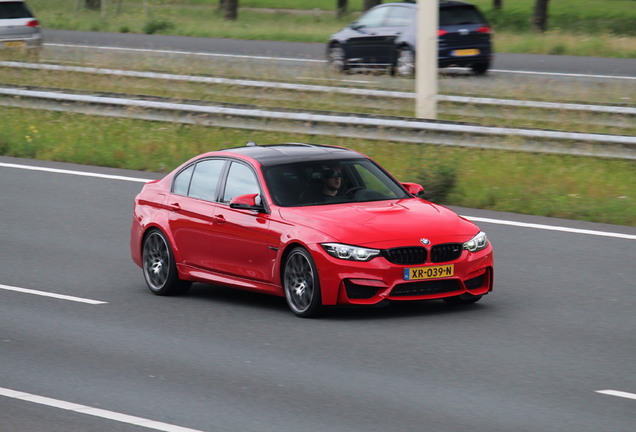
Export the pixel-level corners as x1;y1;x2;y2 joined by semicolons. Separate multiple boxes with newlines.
327;1;493;76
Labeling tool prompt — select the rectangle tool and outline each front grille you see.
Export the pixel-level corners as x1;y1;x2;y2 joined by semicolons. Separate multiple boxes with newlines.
391;279;460;297
344;281;382;300
383;247;427;265
431;243;462;263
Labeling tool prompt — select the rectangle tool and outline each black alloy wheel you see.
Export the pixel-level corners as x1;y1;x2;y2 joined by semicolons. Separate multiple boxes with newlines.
142;229;191;296
283;247;322;317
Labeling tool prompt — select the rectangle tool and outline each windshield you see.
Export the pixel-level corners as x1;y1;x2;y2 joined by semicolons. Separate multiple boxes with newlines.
263;159;410;207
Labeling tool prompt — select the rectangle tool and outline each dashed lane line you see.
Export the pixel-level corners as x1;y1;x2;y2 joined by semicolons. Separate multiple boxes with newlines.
0;387;206;432
0;284;108;305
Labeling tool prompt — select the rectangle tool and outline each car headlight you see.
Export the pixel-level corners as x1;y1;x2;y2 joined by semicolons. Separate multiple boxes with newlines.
463;231;489;252
321;243;380;262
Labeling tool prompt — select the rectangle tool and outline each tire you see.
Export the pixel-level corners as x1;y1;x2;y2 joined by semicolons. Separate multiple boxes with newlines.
283;247;322;317
142;229;191;296
395;46;415;77
443;294;483;305
327;44;347;73
471;62;489;76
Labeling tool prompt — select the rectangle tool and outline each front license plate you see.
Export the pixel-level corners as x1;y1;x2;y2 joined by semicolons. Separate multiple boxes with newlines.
453;49;479;56
3;41;26;48
404;264;454;280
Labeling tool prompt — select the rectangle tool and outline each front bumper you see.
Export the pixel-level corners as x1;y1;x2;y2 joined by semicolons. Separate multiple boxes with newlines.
311;245;493;306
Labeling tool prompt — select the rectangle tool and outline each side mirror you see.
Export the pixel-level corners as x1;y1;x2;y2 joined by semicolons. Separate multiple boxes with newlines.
401;182;424;196
229;193;265;212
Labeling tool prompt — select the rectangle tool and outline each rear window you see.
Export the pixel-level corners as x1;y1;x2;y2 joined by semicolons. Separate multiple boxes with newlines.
440;5;485;26
0;2;34;19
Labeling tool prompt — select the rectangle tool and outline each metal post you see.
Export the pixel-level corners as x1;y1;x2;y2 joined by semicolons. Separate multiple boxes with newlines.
415;0;438;119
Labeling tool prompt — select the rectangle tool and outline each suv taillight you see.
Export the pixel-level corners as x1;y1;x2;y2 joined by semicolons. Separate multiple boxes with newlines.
437;29;448;36
476;26;492;34
26;20;40;28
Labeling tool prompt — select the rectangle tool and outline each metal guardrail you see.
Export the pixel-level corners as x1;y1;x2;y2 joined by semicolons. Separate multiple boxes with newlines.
2;61;635;116
1;86;635;160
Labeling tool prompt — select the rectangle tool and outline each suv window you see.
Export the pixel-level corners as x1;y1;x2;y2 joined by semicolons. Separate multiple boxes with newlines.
0;2;34;19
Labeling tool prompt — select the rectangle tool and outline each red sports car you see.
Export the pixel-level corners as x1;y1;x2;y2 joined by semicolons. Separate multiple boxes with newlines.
130;143;493;317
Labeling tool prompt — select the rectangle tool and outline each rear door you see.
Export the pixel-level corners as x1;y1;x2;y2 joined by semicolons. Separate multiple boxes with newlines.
168;158;226;271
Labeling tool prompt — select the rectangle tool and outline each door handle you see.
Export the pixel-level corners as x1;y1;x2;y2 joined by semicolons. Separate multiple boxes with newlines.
168;202;181;211
213;214;226;224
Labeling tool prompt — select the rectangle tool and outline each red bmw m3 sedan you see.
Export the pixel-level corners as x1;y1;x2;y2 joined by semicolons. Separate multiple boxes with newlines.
130;143;493;317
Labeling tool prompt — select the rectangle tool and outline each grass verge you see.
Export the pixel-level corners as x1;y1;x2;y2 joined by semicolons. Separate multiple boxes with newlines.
1;106;634;226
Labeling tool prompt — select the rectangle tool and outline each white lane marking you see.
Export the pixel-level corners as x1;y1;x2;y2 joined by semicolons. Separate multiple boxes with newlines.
0;162;152;183
0;284;108;305
45;42;324;63
43;43;636;81
2;162;635;241
490;68;636;81
0;387;205;432
596;390;636;401
465;216;636;241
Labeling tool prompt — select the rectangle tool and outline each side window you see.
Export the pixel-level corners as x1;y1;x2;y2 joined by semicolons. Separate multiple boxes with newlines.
221;162;260;204
188;159;225;202
356;6;391;29
384;6;413;28
172;164;194;196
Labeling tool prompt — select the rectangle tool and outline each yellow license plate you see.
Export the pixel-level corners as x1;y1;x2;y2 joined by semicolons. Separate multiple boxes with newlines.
453;49;479;56
404;264;454;280
3;41;26;48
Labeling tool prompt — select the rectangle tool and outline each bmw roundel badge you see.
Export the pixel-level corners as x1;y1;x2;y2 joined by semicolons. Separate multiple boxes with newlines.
420;238;430;245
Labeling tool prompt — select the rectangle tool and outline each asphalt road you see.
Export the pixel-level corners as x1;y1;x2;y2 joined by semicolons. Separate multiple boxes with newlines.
42;29;636;77
1;156;635;432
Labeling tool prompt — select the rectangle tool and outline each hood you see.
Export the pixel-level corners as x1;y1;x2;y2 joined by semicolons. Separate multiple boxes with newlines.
278;198;479;248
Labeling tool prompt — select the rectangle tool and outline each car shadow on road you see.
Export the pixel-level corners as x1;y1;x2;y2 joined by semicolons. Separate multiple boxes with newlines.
185;283;491;320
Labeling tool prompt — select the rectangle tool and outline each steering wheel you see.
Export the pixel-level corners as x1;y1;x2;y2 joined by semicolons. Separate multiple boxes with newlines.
344;186;364;197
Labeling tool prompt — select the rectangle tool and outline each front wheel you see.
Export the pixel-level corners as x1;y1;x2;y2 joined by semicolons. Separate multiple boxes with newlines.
283;247;322;317
327;44;347;73
142;229;191;296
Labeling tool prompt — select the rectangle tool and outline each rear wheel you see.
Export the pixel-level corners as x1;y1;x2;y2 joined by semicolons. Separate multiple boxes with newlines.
471;62;489;75
142;229;191;296
395;46;415;77
283;247;322;317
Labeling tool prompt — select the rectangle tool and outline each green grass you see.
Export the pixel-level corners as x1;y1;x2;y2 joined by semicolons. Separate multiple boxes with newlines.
26;0;636;57
1;107;634;226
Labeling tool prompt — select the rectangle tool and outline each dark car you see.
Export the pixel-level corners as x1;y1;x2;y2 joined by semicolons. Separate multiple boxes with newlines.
131;142;494;318
327;0;493;76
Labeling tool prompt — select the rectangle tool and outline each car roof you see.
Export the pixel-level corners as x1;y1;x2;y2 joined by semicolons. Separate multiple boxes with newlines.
219;143;365;166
